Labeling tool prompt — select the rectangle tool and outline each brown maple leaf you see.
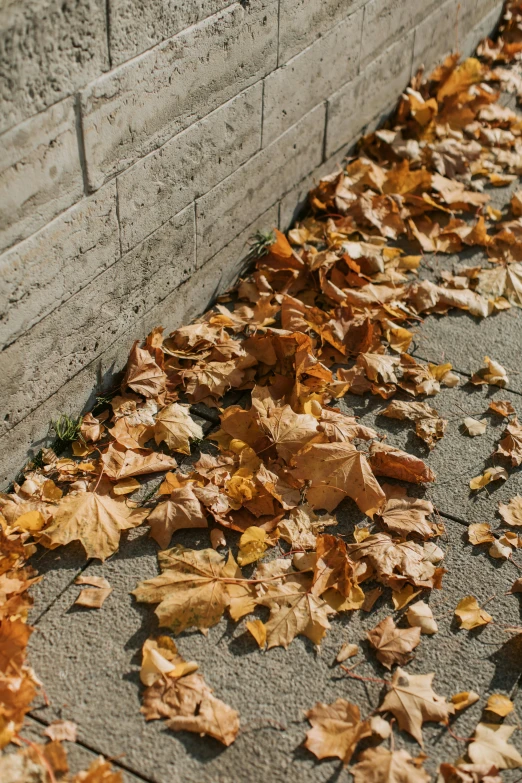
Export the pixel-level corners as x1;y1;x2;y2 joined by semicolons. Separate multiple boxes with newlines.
367;615;421;669
101;443;177;480
369;442;436;483
347;533;440;589
381;400;447;449
147;485;208;549
377;495;437;539
291;441;385;515
258;404;319;462
39;488;146;561
123;341;166;399
378;667;454;745
154;403;203;455
495;417;522;465
499;495;522;526
304;699;371;766
352;746;430;783
317;407;378;442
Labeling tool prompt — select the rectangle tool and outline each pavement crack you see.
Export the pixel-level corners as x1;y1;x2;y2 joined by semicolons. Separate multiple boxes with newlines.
31;558;94;627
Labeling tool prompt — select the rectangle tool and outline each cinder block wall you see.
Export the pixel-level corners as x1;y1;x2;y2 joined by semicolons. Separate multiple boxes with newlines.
0;0;503;485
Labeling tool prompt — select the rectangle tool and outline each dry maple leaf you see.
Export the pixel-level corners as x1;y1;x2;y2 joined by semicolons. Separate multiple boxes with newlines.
141;637;239;746
312;534;357;598
476;263;522;307
438;761;502;782
369;442;436;483
381;400;447;449
258;404;319;462
468;723;522;770
377;496;436;539
123;341;166;399
39;489;145;561
133;546;255;633
304;699;371;766
469;467;509;490
489;400;516;417
291;441;385;515
378;667;454;745
352;746;430;783
499;495;522;526
347;533;439;589
44;719;78;743
278;504;337;550
495;418;522;465
406;600;438;634
147;485;208;550
468;523;495;546
471;357;509;388
154;403;203;455
101;443;177;480
367;615;421;669
455;596;493;630
317;407;377;442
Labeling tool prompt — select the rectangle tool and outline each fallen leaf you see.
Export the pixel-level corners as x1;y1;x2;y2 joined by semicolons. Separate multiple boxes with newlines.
471;357;509;388
112;477;140;495
377;496;436;539
367;616;421;669
381;400;447;448
101;443;177;480
463;417;487;436
123;341;166;399
476;263;522;308
489;400;516;417
237;527;270;566
486;694;513;717
352;746;430;783
154;403;203;455
258;404;319;462
39;488;145;561
406;601;438;634
469;467;509;490
392;584;422;610
75;586;112;608
369;442;436;484
278;504;336;550
147;485;208;550
43;720;78;743
451;691;480;711
455;596;493;630
378;668;454;745
468;523;495;545
370;715;392;740
495;418;522;466
246;619;266;648
336;643;359;663
468;723;522;770
75;575;111;589
304;699;371;766
499;496;522;526
489;538;512;559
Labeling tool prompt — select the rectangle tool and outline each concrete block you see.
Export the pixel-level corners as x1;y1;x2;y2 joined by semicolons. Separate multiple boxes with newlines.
196;104;325;265
0;0;109;134
118;83;262;253
108;0;234;65
0;205;277;488
278;0;366;64
0;205;196;438
262;9;363;146
326;32;414;158
0;183;119;350
0;98;83;254
80;1;278;191
412;0;478;74
360;0;439;69
461;1;504;58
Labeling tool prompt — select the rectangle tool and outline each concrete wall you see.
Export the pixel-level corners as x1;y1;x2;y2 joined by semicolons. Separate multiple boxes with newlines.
0;0;504;485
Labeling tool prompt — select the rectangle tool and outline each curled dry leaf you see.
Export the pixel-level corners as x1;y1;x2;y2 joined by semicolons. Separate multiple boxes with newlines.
495;418;522;466
123;341;166;399
75;586;112;608
489;400;515;417
336;643;359;663
352;747;431;783
455;596;493;630
245;619;266;648
469;467;509;491
367;615;421;669
451;691;480;711
463;418;487;436
369;442;436;484
471;357;509;388
381;400;447;449
237;527;271;566
438;761;502;782
468;723;522;770
377;496;436;539
304;699;371;766
141;636;239;746
499;495;522;526
369;715;391;740
277;504;337;550
378;668;454;745
485;694;513;717
468;523;495;545
392;584;421;610
406;601;438;634
101;444;177;480
43;719;78;742
489;538;512;560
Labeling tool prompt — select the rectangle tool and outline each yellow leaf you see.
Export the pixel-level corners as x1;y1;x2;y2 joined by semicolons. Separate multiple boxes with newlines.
246;619;266;648
451;691;480;711
15;510;46;533
238;527;269;566
486;693;514;717
113;478;141;495
455;596;493;630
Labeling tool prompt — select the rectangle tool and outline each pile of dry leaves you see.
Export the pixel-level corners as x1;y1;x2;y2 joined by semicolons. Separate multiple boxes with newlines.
4;2;522;780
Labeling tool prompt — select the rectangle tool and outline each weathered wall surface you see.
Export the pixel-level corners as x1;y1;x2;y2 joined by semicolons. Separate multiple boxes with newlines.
0;0;504;484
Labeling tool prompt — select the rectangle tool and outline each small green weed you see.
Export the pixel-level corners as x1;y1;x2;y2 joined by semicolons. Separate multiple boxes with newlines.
247;229;276;259
51;414;82;445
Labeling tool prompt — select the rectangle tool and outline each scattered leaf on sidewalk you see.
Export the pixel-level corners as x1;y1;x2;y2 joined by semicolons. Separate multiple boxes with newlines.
463;418;487;436
485;694;513;717
406;601;438;634
468;523;495;545
468;723;522;769
470;467;509;490
495;418;522;465
451;691;480;711
352;746;430;783
489;400;516;417
304;699;371;766
471;357;509;388
43;720;78;743
246;619;266;648
455;596;493;630
499;496;522;526
367;616;421;668
336;643;359;663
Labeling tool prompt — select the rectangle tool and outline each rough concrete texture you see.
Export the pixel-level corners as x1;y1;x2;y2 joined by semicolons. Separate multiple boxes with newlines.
0;97;83;253
26;377;522;781
196;104;325;265
0;0;109;133
80;1;278;190
0;204;279;487
261;9;363;146
360;0;439;69
108;0;234;66
117;83;263;253
0;182;119;350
